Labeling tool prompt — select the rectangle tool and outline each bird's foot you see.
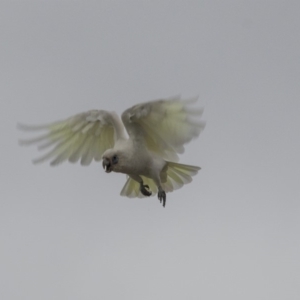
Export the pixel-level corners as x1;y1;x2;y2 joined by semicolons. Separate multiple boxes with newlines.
158;188;166;207
140;183;152;197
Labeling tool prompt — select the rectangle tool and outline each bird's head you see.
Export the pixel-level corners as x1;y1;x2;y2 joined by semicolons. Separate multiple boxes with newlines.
102;150;121;173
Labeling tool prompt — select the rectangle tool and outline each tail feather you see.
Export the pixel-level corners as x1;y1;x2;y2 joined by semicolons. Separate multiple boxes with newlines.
120;176;139;198
120;176;158;198
162;162;200;192
120;162;200;198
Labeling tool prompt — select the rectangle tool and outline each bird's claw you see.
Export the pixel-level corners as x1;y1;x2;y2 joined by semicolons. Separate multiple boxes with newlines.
140;183;152;197
158;190;166;207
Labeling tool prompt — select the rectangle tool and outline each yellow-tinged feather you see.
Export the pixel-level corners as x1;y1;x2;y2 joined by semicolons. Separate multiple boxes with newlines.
19;110;120;166
120;161;200;198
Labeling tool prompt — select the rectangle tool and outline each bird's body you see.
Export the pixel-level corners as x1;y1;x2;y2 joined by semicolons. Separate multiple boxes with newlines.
19;96;205;207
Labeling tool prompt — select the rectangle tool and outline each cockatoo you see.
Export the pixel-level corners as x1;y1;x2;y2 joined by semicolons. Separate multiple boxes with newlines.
19;96;205;207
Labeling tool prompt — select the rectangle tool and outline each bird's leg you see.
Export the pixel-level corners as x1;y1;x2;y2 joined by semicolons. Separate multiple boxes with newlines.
158;186;166;207
139;181;152;197
128;174;152;197
153;175;166;207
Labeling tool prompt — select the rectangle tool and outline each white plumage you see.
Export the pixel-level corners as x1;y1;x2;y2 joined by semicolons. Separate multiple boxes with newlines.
19;96;205;207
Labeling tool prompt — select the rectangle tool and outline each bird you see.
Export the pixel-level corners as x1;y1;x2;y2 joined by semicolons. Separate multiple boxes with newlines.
18;96;205;207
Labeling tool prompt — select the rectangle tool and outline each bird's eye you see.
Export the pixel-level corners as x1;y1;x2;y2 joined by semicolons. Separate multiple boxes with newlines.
112;155;118;164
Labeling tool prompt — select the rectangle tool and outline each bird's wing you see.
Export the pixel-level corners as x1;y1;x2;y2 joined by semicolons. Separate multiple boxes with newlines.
121;96;205;161
18;110;125;166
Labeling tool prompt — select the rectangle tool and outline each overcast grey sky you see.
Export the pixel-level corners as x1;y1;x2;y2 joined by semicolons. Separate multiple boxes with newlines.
1;1;300;299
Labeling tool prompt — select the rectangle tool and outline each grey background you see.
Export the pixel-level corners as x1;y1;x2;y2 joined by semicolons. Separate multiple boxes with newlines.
1;1;300;299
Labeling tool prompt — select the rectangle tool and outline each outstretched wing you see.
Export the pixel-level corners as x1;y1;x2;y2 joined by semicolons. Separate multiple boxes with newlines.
121;96;205;161
18;110;125;166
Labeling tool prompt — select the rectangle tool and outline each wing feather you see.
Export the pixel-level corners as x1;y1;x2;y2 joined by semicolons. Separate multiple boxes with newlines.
121;96;205;161
19;110;125;166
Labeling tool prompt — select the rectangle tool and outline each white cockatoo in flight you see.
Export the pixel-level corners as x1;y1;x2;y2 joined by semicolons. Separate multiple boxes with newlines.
19;96;205;207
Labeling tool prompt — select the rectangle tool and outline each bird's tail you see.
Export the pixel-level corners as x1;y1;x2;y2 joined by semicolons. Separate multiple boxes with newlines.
120;162;200;198
161;161;200;192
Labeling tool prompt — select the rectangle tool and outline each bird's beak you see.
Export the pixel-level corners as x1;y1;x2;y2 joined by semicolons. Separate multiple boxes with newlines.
102;157;112;173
